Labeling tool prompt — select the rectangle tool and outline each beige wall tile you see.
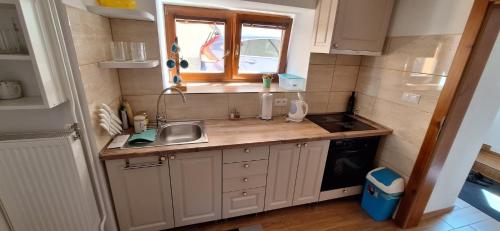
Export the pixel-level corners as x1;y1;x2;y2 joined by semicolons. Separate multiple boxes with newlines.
362;34;461;76
306;65;335;92
309;53;336;65
305;92;330;114
370;98;431;148
80;63;121;108
331;65;359;92
110;19;160;59
228;93;284;118
126;94;229;121
355;93;375;118
376;135;420;178
326;92;351;113
66;6;112;65
119;67;163;95
336;55;362;66
355;66;381;97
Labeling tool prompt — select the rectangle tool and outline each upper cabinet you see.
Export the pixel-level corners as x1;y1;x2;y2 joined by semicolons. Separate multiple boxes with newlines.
0;0;67;110
310;0;395;56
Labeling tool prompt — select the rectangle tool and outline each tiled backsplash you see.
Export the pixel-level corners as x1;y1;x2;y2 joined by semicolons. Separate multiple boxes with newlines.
356;34;461;178
66;6;122;150
109;19;360;120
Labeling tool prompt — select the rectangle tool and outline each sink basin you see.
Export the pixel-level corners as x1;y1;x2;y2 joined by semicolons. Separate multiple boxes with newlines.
158;121;206;145
123;121;208;149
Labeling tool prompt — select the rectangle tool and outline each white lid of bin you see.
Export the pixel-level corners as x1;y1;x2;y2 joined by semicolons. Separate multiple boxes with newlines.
366;167;405;195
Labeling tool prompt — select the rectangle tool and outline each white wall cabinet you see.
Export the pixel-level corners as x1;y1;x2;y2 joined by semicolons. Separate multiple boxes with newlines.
169;150;222;227
0;0;67;110
311;0;395;55
106;156;174;231
293;140;329;206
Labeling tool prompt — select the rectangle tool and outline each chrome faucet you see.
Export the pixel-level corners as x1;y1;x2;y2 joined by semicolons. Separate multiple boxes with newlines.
156;87;187;129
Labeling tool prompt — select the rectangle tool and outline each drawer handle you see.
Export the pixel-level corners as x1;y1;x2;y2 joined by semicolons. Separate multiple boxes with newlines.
243;178;249;182
242;192;248;196
170;155;176;160
244;148;250;153
243;163;250;168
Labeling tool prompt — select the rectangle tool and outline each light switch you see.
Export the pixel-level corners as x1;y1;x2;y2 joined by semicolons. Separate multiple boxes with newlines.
401;92;421;104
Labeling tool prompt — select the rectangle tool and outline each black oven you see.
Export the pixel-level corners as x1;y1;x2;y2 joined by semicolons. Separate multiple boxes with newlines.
320;136;380;192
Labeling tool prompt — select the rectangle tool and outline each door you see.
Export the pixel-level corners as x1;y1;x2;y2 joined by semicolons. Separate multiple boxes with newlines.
293;140;330;205
265;143;301;211
169;150;222;227
331;0;394;54
310;0;339;53
106;156;174;231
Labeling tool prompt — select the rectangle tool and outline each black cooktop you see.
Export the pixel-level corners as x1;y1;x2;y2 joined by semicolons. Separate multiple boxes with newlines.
306;113;376;133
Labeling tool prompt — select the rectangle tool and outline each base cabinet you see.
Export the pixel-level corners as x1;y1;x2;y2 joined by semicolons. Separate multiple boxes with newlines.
169;150;222;227
106;156;174;231
293;141;329;205
264;143;301;211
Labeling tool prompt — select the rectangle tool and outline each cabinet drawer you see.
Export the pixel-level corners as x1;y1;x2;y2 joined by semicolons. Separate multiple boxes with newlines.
223;146;269;163
223;160;268;178
223;187;265;218
223;174;267;192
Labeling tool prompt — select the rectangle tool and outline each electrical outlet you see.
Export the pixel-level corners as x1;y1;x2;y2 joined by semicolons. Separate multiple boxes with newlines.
274;98;288;106
401;92;421;104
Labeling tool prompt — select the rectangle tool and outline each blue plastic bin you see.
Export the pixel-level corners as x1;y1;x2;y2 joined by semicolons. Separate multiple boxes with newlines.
361;167;405;221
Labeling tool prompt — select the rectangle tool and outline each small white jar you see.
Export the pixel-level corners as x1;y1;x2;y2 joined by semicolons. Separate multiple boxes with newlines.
133;115;147;133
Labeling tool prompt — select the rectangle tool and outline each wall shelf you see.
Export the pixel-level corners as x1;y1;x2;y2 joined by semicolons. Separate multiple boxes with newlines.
98;60;160;69
0;54;31;61
0;96;45;110
86;5;155;21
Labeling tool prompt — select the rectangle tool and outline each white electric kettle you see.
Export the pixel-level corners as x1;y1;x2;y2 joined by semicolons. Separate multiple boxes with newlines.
287;93;309;122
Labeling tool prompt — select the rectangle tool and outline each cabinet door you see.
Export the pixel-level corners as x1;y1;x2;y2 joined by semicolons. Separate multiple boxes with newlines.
169;150;222;227
106;156;174;231
293;140;330;206
222;187;265;218
265;143;300;211
331;0;395;55
310;0;339;53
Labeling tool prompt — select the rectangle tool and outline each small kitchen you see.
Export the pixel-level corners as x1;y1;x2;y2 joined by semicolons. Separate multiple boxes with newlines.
0;0;471;231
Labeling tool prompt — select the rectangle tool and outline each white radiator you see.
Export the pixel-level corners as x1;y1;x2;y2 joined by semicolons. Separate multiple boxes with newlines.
0;133;100;231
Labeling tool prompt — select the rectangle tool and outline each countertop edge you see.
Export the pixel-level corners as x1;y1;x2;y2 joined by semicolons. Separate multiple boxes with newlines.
99;116;392;160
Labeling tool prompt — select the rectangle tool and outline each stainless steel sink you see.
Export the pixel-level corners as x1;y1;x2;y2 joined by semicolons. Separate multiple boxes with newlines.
123;121;208;149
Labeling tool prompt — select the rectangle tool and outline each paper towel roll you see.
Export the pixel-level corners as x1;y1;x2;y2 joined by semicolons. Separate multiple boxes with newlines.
261;93;273;120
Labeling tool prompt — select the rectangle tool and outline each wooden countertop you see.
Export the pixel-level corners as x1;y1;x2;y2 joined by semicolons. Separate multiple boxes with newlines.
100;116;392;160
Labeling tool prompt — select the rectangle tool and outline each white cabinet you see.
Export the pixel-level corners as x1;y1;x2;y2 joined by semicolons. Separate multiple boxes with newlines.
311;0;395;56
293;140;329;206
265;143;301;211
105;156;174;231
169;150;222;227
265;141;330;211
0;0;67;109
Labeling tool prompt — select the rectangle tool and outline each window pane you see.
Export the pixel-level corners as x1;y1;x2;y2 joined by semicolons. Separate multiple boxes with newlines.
175;19;225;73
238;25;283;74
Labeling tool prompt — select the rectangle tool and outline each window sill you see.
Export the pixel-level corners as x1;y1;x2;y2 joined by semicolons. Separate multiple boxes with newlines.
165;82;305;94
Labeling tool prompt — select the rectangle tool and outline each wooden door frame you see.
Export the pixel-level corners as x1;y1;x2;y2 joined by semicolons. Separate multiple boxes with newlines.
394;0;500;228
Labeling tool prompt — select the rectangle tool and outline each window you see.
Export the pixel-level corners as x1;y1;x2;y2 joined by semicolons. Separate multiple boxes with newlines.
165;5;292;82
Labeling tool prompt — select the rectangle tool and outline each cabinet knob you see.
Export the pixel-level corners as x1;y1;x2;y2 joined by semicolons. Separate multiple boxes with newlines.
243;163;250;168
303;143;308;147
170;155;176;160
296;144;301;148
343;189;348;193
242;192;248;196
243;178;249;182
160;156;166;161
332;43;339;49
244;148;250;153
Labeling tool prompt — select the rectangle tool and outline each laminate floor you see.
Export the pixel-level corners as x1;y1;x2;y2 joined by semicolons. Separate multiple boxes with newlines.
169;198;499;231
